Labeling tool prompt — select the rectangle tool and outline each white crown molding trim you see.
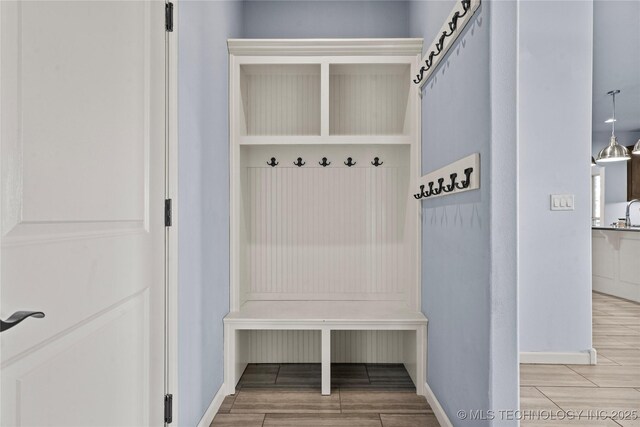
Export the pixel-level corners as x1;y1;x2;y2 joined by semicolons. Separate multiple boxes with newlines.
196;384;226;427
228;38;424;56
424;382;454;427
520;349;597;365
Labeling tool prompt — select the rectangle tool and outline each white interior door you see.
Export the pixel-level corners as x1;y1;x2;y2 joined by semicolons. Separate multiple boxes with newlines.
1;1;167;425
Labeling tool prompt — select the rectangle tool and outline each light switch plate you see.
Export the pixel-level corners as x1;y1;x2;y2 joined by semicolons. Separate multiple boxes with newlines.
550;194;575;211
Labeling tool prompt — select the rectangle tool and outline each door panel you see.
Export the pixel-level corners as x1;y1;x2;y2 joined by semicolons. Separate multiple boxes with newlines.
1;1;166;425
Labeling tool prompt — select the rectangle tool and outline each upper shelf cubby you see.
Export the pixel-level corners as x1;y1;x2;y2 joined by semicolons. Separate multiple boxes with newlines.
330;64;411;136
240;64;321;136
229;39;423;143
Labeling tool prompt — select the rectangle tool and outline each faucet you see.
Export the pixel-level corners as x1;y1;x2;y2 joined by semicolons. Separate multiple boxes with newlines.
626;199;640;227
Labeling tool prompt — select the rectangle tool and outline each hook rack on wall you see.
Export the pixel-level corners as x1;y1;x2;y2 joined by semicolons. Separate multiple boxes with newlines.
414;153;480;200
413;0;481;88
264;156;387;168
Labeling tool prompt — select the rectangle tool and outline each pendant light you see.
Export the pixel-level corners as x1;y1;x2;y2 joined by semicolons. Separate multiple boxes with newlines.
596;90;630;163
633;138;640;155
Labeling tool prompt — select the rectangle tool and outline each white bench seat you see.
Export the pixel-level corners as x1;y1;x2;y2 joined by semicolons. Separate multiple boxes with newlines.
224;301;428;396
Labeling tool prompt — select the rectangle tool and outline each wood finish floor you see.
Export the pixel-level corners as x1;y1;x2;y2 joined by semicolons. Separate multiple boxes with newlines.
211;364;439;427
521;292;640;427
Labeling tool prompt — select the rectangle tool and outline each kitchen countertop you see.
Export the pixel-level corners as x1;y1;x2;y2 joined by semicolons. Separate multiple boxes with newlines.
592;226;640;233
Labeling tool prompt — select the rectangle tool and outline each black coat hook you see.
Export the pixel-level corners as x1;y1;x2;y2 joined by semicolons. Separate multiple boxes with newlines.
371;157;383;167
319;157;331;167
445;173;458;192
344;157;356;167
432;178;445;195
414;184;432;200
414;186;424;200
293;157;306;167
267;157;278;167
455;167;473;189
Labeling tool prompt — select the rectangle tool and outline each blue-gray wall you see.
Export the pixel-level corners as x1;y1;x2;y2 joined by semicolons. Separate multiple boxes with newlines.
178;2;241;426
242;1;410;38
410;1;518;425
179;1;520;425
518;0;593;356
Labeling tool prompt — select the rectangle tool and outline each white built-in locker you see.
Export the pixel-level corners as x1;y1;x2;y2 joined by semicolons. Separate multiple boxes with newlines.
225;39;427;396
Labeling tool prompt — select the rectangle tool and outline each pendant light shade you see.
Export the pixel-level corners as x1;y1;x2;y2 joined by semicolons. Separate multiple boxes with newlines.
633;138;640;155
597;135;630;162
591;156;597;166
596;90;630;163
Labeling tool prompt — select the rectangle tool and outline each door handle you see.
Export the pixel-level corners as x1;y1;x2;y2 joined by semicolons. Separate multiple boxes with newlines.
1;311;45;333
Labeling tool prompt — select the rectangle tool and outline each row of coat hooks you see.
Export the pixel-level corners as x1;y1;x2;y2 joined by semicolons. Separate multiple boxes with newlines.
413;0;473;85
267;157;384;168
413;167;473;199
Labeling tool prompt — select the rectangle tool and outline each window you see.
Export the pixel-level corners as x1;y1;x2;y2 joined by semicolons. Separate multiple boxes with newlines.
591;168;605;226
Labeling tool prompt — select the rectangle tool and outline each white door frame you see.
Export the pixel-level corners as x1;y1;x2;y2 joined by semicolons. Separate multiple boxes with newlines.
166;0;179;424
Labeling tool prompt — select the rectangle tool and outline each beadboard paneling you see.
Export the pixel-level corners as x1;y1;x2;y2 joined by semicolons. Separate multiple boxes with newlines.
245;330;322;363
245;165;405;300
330;64;410;135
241;64;321;136
242;330;406;363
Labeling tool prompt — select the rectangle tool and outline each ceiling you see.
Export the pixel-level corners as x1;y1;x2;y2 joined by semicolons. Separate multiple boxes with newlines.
593;0;640;133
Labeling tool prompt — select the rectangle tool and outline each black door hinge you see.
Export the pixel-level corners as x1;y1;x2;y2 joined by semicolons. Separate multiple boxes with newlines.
165;199;172;227
164;394;173;423
165;2;174;32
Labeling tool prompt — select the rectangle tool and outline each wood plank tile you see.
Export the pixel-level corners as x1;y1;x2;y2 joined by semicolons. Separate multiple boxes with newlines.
340;390;432;413
568;365;640;387
210;414;264;427
595;355;620;366
601;308;640;317
521;419;620;426
237;364;279;387
594;335;635;349
331;364;370;387
599;348;640;366
520;365;597;387
593;325;640;337
519;387;560;410
616;419;640;427
610;334;640;349
538;386;640;411
276;364;321;387
592;316;640;326
264;413;382;426
366;364;415;388
231;389;340;413
380;414;440;427
218;395;236;414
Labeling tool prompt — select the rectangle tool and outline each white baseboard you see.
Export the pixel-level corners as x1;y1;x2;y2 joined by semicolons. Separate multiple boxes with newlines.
196;384;226;427
424;382;453;427
520;348;597;365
